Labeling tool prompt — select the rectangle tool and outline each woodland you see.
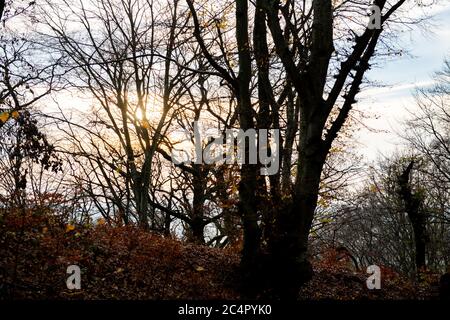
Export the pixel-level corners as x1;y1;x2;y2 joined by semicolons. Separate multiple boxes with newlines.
1;0;450;300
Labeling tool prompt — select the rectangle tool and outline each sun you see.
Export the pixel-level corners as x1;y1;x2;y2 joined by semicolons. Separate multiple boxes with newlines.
135;108;144;121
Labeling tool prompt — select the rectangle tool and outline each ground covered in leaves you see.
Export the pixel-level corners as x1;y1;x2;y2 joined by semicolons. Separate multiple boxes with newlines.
0;210;439;300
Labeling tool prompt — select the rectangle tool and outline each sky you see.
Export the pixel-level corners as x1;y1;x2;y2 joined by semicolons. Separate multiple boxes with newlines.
21;1;450;165
355;3;450;162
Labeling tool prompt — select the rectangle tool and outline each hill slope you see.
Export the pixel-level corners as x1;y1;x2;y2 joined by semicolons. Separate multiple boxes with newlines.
0;211;436;300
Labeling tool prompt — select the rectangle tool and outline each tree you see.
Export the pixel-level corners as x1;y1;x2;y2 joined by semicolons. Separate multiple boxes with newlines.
316;152;450;279
186;0;421;298
2;0;433;299
401;58;450;274
405;59;450;191
41;0;189;229
1;5;61;208
0;1;37;26
396;160;428;273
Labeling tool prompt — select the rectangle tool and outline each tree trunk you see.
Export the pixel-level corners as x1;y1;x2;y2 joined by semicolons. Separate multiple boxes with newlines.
267;151;326;298
397;161;428;274
0;0;5;22
266;100;328;298
189;163;207;244
236;0;262;297
135;181;150;230
189;217;206;245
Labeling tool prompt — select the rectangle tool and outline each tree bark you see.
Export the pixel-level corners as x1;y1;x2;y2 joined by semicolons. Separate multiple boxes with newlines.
0;0;5;22
267;108;328;298
236;0;262;297
397;161;428;273
189;163;207;244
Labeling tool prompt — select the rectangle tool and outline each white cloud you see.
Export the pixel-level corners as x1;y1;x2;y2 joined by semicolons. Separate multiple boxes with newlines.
359;80;436;98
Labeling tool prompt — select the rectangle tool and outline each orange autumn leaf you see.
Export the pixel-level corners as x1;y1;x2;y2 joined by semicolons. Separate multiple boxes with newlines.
65;224;76;232
11;110;20;119
0;112;10;123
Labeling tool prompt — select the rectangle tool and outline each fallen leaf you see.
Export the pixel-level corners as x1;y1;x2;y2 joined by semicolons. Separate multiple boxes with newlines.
66;224;75;232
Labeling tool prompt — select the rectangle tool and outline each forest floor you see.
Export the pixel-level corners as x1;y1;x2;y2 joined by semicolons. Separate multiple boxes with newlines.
0;210;440;300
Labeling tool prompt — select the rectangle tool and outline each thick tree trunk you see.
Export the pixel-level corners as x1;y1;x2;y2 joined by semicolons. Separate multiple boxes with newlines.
238;164;261;273
135;183;150;230
413;225;427;270
265;98;329;298
397;161;428;274
267;150;326;298
236;0;262;297
253;0;277;253
189;217;206;245
189;163;207;244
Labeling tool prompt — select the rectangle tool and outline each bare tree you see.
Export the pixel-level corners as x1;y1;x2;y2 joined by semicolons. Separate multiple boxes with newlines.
185;0;425;298
1;8;62;207
41;0;192;229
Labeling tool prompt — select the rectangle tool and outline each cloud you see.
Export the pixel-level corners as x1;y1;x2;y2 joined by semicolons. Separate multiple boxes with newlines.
359;80;436;99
